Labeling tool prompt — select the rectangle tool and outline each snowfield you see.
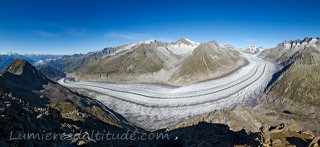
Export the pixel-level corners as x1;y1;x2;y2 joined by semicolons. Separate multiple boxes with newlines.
58;53;277;131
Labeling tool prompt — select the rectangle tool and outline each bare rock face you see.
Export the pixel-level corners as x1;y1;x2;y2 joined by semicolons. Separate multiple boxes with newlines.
5;59;27;75
0;91;64;146
166;105;318;146
309;136;320;147
258;123;315;147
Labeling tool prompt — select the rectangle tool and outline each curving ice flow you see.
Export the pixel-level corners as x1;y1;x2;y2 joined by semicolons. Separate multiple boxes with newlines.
58;53;277;131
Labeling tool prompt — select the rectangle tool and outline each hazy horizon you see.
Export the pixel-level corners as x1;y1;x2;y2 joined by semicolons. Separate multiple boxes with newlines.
0;36;319;55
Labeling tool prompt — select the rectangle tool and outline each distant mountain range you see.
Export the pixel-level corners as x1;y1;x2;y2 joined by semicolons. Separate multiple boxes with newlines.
241;45;264;54
0;53;34;70
0;53;66;81
0;38;245;86
0;52;62;70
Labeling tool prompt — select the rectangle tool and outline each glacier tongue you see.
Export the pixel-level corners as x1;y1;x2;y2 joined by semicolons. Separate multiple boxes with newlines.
58;54;277;131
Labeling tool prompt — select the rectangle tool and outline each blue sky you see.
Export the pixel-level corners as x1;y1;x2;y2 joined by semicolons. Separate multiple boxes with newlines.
0;0;319;55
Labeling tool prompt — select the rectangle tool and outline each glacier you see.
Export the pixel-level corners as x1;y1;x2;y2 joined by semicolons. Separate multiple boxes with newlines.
58;53;277;131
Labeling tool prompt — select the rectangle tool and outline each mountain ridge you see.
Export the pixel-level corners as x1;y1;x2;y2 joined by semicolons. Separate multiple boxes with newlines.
169;40;247;85
73;39;246;86
259;37;320;65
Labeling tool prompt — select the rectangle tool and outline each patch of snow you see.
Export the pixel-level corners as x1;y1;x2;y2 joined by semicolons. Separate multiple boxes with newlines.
184;38;200;45
103;43;138;57
308;38;319;47
1;52;19;56
283;43;291;49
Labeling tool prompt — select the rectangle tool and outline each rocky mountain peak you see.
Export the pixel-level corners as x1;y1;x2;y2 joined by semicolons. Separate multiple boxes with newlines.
4;59;36;75
1;59;51;91
302;37;314;42
192;41;222;52
283;37;319;44
207;40;221;47
175;38;198;46
242;46;263;54
279;37;319;50
259;37;320;65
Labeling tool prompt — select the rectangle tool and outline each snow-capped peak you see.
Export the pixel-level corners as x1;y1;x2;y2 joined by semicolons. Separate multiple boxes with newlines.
281;37;320;49
176;38;199;46
1;52;19;56
102;42;139;58
167;38;199;56
184;38;199;45
241;45;263;54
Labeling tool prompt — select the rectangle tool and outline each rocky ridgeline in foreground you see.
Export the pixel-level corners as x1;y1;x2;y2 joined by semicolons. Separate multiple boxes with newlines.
0;60;140;146
0;91;72;146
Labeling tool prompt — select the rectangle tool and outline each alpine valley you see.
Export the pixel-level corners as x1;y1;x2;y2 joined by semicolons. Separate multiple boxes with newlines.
1;37;320;146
